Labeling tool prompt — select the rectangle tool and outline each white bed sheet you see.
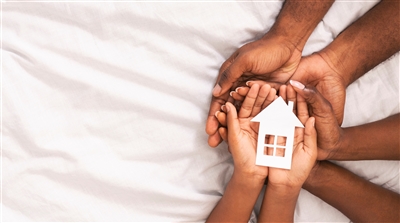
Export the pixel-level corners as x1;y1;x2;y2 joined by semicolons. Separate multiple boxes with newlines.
2;1;398;222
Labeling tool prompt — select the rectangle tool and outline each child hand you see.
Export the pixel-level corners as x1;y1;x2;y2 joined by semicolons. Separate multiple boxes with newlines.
229;81;278;110
222;84;277;181
215;82;277;141
267;85;318;189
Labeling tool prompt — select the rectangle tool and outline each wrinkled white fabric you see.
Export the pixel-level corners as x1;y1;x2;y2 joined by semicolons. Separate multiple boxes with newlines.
2;1;398;222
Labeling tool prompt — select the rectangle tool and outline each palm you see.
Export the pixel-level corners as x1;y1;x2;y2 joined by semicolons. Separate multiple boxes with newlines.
292;54;346;124
234;40;302;85
268;127;306;187
229;118;268;178
207;36;302;148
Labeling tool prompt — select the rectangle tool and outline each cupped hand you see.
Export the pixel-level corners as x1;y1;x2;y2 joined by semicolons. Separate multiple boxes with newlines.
267;85;318;188
214;34;302;97
290;80;344;160
223;84;277;180
215;83;277;142
207;34;302;147
291;53;346;124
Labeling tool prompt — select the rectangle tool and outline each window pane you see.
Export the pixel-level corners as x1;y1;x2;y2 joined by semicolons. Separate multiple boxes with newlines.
277;136;287;147
264;134;287;148
276;148;285;157
264;146;274;156
264;134;275;145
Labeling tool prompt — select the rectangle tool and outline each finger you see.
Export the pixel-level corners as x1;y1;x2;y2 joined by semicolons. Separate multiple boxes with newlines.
212;56;233;97
208;132;223;148
221;104;227;113
206;92;229;136
225;102;241;140
246;80;282;91
235;86;250;98
262;87;277;110
218;127;228;142
290;80;335;118
303;117;317;156
296;93;309;125
230;90;245;102
238;84;260;118
215;110;227;127
206;94;230;147
286;84;297;114
278;84;287;101
214;56;247;97
219;56;234;79
251;84;271;116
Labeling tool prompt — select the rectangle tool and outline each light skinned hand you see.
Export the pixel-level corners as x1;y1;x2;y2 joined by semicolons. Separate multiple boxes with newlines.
222;83;278;180
216;83;277;142
220;82;317;188
265;85;318;188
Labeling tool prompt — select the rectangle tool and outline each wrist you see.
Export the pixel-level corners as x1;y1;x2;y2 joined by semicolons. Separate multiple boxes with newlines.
331;127;349;160
324;126;347;160
231;170;266;190
267;0;334;52
267;182;302;198
263;26;302;53
315;50;351;87
303;161;333;191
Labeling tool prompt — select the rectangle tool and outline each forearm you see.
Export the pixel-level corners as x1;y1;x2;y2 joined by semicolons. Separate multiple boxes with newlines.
267;0;334;50
258;184;300;222
206;172;265;222
303;161;400;222
333;114;400;160
319;0;400;86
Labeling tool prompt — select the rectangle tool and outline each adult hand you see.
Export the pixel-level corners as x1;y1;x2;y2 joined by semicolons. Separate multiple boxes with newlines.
213;34;302;97
291;53;347;124
207;34;302;147
290;80;343;160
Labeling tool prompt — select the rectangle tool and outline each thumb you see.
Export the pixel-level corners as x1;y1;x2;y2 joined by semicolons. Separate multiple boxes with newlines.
303;117;317;156
213;59;246;97
225;102;241;141
289;80;334;115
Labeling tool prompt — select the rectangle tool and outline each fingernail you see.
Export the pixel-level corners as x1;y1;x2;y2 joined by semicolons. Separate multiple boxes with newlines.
246;81;251;86
229;91;234;97
221;105;226;111
212;84;221;96
290;80;305;89
215;111;220;117
235;87;241;92
311;117;315;127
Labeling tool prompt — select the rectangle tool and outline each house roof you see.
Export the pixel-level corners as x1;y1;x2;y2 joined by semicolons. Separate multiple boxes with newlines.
251;96;304;127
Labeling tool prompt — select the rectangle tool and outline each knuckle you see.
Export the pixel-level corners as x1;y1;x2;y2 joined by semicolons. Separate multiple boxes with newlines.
220;70;230;83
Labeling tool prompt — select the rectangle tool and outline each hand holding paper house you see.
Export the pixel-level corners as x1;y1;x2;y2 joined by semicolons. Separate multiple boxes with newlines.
251;96;304;169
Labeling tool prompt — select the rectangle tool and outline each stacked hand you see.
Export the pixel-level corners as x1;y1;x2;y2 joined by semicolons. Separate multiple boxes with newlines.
291;53;347;124
216;82;317;188
219;84;276;180
207;45;347;148
207;34;302;148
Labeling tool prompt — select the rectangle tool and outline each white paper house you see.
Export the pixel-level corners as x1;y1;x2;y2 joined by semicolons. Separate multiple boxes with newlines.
251;96;304;169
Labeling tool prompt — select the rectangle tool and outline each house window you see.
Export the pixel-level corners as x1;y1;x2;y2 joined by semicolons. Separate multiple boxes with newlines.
264;135;287;157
